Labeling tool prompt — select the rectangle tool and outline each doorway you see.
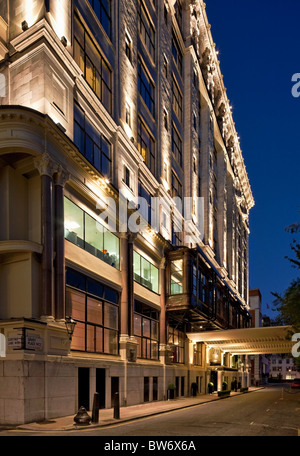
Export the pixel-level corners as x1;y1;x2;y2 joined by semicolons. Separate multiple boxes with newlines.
153;377;158;401
78;367;90;410
181;377;185;396
144;377;150;402
211;371;218;391
175;376;180;397
96;368;106;409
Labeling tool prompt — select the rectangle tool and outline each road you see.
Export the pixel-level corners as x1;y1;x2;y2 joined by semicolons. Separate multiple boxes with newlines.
1;385;299;437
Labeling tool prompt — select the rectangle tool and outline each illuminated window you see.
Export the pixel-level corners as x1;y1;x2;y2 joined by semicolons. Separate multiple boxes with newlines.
125;102;131;127
74;102;111;178
168;326;185;364
170;259;183;295
125;31;132;62
138;60;155;117
171;124;182;166
64;197;120;269
138;0;155;60
133;251;159;294
172;31;182;75
134;301;159;360
66;269;119;354
74;14;112;113
172;76;182;122
89;0;112;39
193;343;203;366
137;117;155;174
171;171;182;199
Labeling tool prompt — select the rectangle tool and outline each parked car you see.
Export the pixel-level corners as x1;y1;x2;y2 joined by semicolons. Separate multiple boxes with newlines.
291;379;300;388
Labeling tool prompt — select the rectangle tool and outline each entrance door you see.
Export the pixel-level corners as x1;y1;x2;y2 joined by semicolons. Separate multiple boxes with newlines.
111;377;119;407
175;376;180;397
96;368;106;409
211;371;218;391
153;377;158;401
78;367;90;410
181;377;185;396
144;377;149;402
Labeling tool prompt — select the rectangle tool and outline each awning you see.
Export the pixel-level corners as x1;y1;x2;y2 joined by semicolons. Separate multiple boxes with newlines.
187;326;295;355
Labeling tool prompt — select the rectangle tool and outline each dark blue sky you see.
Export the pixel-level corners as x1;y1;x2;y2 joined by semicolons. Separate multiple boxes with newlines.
205;1;300;318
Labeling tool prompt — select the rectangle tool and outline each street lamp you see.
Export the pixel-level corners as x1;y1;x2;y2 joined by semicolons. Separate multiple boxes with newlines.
65;316;76;340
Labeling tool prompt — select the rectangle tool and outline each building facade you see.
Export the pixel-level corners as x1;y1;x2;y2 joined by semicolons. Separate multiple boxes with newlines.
0;0;254;425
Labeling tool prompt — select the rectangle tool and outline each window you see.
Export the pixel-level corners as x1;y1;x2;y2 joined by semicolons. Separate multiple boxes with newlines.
134;301;159;360
74;14;112;113
64;197;120;269
171;172;182;199
123;164;132;189
137;117;156;174
125;102;131;127
138;60;155;117
66;269;119;354
168;326;185;364
172;76;182;122
172;31;182;75
125;31;132;62
89;0;112;39
170;259;183;294
138;182;153;225
133;251;159;293
138;0;155;61
171;124;182;166
194;343;203;366
164;108;169;130
74;102;112;178
163;54;168;78
172;220;183;246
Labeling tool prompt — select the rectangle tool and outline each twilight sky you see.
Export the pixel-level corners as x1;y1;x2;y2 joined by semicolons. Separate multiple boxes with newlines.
205;0;300;318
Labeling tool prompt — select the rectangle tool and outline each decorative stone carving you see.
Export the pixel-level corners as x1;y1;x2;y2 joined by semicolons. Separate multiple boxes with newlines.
202;47;215;102
34;153;56;178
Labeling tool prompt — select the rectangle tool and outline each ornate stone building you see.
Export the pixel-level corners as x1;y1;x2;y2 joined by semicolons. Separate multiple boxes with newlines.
0;0;254;425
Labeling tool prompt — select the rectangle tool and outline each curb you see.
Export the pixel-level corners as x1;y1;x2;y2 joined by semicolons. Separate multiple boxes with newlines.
15;388;264;432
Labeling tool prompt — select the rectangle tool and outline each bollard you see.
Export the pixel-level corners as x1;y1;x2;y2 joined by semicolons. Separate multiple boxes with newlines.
114;392;120;420
92;392;100;423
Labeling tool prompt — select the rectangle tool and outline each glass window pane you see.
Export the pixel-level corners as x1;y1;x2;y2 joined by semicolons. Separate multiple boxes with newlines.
133;251;141;280
87;297;102;325
103;229;119;268
104;328;118;354
151;340;158;359
104;286;118;304
71;321;85;351
151;320;158;340
151;264;159;293
74;16;84;47
64;198;84;247
85;213;103;255
96;326;103;352
170;259;183;294
143;318;150;338
134;314;142;336
86;324;96;352
104;303;118;329
66;289;85;321
87;279;104;299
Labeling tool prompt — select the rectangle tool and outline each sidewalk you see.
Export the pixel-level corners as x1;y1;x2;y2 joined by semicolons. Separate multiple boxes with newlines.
12;387;263;432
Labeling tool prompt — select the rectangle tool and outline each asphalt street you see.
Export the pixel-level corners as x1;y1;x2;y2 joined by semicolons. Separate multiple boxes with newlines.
0;384;299;438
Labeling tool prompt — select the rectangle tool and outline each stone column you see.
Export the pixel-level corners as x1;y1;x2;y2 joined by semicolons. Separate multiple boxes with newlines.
34;154;55;320
53;167;69;321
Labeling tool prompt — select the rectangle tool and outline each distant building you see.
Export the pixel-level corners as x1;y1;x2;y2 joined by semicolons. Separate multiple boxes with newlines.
249;289;269;384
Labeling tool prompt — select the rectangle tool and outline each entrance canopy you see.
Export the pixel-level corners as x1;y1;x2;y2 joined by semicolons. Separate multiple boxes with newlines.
187;326;294;355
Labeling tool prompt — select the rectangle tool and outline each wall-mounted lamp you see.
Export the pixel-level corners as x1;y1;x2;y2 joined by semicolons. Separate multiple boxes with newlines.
22;21;29;31
65;316;76;340
61;36;68;47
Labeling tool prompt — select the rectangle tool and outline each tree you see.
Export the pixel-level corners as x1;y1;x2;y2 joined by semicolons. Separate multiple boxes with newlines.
271;217;300;333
